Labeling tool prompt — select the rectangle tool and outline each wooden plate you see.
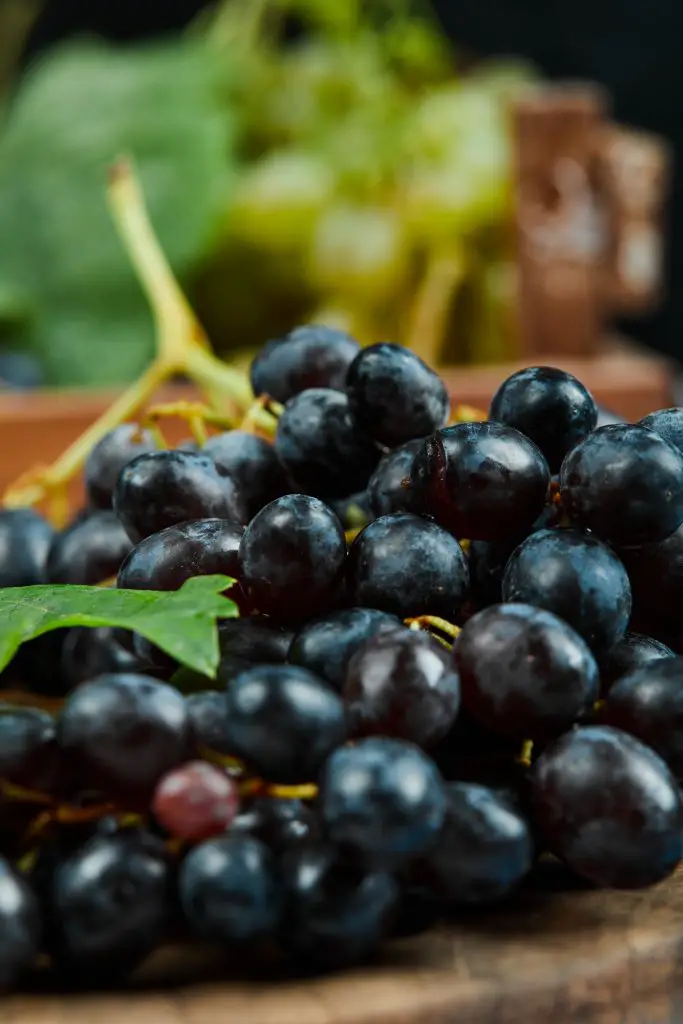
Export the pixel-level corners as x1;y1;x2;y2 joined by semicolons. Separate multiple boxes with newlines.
8;862;683;1024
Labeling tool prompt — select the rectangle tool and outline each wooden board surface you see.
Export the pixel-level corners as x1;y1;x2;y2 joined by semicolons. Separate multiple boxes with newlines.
8;862;683;1024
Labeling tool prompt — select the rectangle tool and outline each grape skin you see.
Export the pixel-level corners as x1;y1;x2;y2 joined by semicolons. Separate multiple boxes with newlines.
152;761;240;841
289;607;401;692
203;429;291;519
531;725;683;888
117;518;243;594
604;657;683;775
502;529;632;655
346;512;470;620
0;508;54;587
638;407;683;457
250;324;360;403
84;424;156;510
0;857;41;989
230;797;321;855
410;422;550;542
366;438;423;518
48;510;132;585
0;706;62;792
599;632;674;694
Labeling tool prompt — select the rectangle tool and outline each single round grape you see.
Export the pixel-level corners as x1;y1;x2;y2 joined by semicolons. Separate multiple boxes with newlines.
415;782;534;904
152;760;239;840
638;408;683;457
84;424;156;509
344;629;461;748
117;518;243;594
230;797;321;855
238;494;346;620
281;843;398;967
203;429;290;518
250;324;360;403
61;626;140;685
0;508;54;587
604;658;683;775
599;632;675;694
179;834;282;943
186;690;232;755
49;831;170;982
319;737;447;869
531;725;683;888
0;706;62;791
224;664;346;784
346;342;450;447
488;366;598;473
114;450;247;544
560;424;683;547
275;388;380;499
618;522;683;634
346;513;469;620
410;422;550;542
57;673;191;801
289;607;401;692
367;438;423;517
47;510;132;584
454;604;599;739
502;529;631;654
0;857;40;989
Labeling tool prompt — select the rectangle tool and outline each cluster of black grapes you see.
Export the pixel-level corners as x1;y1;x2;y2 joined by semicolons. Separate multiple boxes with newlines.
3;324;683;991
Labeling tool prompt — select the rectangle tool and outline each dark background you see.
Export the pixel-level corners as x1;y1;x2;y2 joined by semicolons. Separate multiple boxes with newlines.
19;0;683;364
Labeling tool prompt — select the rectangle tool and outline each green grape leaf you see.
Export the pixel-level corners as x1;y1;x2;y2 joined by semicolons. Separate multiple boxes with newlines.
0;39;235;386
0;575;238;678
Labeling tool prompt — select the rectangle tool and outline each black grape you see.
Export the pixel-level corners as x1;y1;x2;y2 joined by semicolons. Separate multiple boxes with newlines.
250;324;360;403
224;664;346;783
62;626;140;685
344;628;461;748
0;508;54;586
319;737;446;870
230;797;321;855
0;706;62;791
57;673;191;803
49;831;170;983
346;343;450;447
531;725;683;888
454;604;599;739
502;529;631;655
203;429;290;518
84;424;156;509
0;857;40;989
185;690;232;756
275;388;380;499
238;494;346;620
560;424;683;547
47;510;132;584
114;450;247;544
414;782;534;904
599;632;675;694
604;657;683;774
346;513;469;620
289;607;401;692
281;843;398;968
410;422;550;542
179;834;282;943
489;366;597;473
618;522;683;636
117;518;244;596
638;407;683;456
215;616;295;685
366;439;423;517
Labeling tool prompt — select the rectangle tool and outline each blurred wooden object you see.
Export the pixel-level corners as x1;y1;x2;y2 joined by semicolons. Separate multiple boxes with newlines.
511;85;670;358
0;336;672;505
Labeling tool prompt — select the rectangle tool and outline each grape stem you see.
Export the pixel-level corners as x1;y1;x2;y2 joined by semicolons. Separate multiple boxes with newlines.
2;157;262;513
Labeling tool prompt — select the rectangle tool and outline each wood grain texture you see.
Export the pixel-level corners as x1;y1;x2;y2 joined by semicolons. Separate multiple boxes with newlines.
8;863;683;1024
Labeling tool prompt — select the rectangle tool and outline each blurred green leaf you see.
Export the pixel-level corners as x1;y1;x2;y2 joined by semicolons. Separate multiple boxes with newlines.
0;39;235;386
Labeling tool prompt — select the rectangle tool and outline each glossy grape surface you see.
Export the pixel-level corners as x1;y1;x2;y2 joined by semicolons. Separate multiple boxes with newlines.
346;513;469;620
238;494;346;620
560;424;683;547
84;424;156;509
599;632;674;694
61;626;140;685
410;422;550;542
502;529;632;654
0;857;40;989
289;607;401;692
224;664;346;783
152;761;239;840
117;518;243;594
638;407;683;457
0;706;62;791
0;508;54;587
230;797;321;855
319;737;447;869
531;725;683;888
203;429;290;518
185;691;232;756
48;510;132;585
250;324;360;403
275;388;380;499
114;450;247;544
346;342;450;447
344;628;461;748
489;366;597;472
604;657;683;775
366;439;423;518
454;604;599;739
